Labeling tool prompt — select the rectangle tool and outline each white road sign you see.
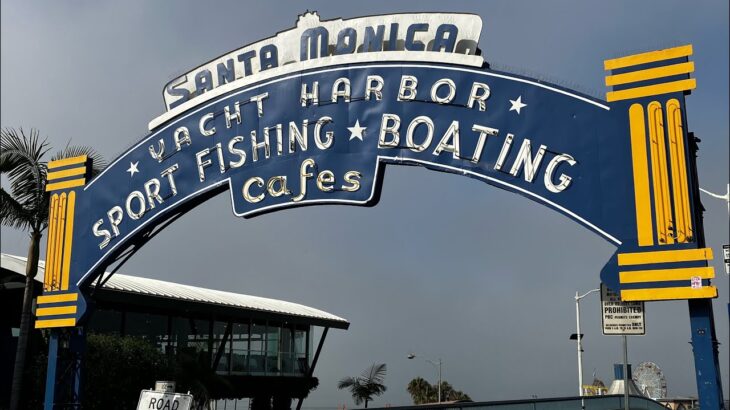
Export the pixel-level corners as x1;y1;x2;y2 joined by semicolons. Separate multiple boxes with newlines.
723;244;729;274
137;390;193;410
601;284;645;335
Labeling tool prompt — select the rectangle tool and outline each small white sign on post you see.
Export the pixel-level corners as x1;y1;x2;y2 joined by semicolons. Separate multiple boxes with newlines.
722;244;729;274
601;284;645;335
137;390;193;410
154;381;176;393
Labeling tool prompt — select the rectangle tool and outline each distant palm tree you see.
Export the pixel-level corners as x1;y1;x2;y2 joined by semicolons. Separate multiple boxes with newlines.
406;377;471;404
1;128;105;410
337;363;387;408
406;377;432;404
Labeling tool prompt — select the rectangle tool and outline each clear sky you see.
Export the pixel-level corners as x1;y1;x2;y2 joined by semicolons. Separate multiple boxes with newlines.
1;0;728;406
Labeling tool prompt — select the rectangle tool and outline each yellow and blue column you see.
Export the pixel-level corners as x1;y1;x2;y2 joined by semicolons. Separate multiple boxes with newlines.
39;155;90;410
604;45;724;409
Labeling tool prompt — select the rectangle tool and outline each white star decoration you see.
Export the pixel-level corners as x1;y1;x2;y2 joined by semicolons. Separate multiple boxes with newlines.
127;161;139;177
348;120;366;141
509;96;527;114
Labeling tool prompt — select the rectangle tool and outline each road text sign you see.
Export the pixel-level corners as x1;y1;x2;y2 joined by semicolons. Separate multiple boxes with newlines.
601;284;645;335
137;390;192;410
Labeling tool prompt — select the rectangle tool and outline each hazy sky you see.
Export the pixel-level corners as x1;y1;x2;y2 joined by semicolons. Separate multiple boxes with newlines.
1;1;728;406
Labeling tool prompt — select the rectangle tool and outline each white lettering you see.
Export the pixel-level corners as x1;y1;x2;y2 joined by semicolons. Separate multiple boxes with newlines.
125;191;146;220
243;177;265;203
250;93;268;118
195;148;212;181
432;120;460;158
365;75;384;101
224;102;242;128
544;154;577;193
398;75;418;101
378;113;400;148
430;78;456;104
228;136;246;168
331;77;351;103
93;219;111;249
467;82;490;111
406;116;434;152
509;138;547;182
301;82;319;106
173;127;191;151
199;113;216;136
470;125;499;163
315;116;334;149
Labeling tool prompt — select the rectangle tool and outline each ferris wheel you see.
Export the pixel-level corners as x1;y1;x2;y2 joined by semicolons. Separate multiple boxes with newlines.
632;361;668;399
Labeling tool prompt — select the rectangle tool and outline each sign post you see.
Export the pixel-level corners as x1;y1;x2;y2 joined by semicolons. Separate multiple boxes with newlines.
601;284;645;410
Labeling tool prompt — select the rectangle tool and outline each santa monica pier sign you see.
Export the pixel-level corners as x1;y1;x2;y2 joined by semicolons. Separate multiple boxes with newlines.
37;12;723;407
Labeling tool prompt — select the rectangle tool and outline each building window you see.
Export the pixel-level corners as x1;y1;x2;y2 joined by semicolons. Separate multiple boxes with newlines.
230;322;250;374
212;321;230;373
294;325;309;374
87;309;123;335
170;317;210;362
249;321;266;374
124;312;168;352
266;322;281;374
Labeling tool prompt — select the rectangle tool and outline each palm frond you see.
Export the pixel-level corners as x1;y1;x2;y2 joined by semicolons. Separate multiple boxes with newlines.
1;128;50;230
0;188;34;231
338;363;387;406
1;128;107;233
0;127;49;172
337;376;357;389
361;363;387;385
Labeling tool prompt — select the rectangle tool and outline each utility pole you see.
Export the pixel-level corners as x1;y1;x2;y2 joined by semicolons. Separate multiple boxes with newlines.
623;335;629;410
574;288;600;397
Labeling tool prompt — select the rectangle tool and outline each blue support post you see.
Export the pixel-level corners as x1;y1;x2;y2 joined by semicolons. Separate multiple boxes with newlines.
42;328;85;409
688;298;725;410
43;331;59;410
69;327;85;406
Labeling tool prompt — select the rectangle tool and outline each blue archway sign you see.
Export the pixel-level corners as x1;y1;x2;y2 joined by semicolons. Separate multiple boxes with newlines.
36;12;724;409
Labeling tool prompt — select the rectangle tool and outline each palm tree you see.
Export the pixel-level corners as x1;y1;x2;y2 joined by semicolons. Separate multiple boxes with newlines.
406;378;471;404
337;363;387;408
406;377;432;404
1;128;105;410
439;381;470;401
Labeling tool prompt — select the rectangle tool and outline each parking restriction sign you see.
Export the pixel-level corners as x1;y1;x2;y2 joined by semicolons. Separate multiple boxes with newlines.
601;284;645;335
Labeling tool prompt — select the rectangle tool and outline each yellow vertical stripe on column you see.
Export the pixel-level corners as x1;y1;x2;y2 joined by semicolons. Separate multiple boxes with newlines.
628;104;654;246
44;194;59;291
60;191;76;291
665;101;685;241
54;193;67;290
666;99;693;243
50;194;62;290
647;102;673;245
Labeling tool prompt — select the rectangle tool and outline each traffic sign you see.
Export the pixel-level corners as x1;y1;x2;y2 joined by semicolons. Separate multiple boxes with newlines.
137;390;193;410
601;284;645;335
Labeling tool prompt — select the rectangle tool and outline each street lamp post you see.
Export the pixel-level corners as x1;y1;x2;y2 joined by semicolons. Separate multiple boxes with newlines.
573;288;600;397
407;353;442;403
699;183;730;216
699;183;730;321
